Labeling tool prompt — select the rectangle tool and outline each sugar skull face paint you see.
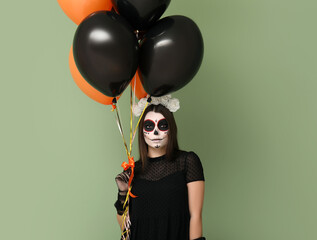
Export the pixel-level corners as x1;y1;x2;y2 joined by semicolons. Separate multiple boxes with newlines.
143;111;169;149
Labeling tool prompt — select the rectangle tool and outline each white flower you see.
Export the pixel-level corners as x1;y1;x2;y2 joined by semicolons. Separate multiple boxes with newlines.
160;95;170;106
168;98;180;112
132;94;180;117
138;97;147;107
151;97;159;105
132;98;147;117
132;104;142;117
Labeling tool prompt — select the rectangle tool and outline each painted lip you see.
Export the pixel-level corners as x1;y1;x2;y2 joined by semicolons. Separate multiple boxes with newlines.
151;138;163;141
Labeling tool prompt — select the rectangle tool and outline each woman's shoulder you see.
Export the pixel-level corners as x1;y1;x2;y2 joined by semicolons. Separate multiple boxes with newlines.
178;150;205;182
174;149;201;169
177;149;202;168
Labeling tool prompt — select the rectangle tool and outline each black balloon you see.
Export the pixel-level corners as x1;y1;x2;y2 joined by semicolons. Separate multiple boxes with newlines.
73;11;139;97
138;15;204;97
111;0;171;30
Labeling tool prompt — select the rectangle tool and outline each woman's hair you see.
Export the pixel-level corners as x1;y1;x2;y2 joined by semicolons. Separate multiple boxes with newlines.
138;104;179;169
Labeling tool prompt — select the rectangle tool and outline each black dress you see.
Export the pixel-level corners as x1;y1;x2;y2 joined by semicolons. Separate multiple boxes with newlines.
128;150;205;240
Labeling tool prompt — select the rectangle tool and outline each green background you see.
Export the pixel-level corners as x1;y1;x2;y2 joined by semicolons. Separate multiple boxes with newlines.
1;0;317;239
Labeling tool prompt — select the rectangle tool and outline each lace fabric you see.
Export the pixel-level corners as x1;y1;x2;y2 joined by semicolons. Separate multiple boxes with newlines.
134;150;205;183
122;149;205;240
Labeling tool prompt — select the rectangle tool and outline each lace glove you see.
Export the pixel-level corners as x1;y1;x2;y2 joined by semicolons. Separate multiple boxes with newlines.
114;168;132;215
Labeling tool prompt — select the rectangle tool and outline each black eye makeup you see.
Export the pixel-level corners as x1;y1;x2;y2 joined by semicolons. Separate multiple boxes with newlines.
158;119;168;131
143;118;168;132
144;120;155;132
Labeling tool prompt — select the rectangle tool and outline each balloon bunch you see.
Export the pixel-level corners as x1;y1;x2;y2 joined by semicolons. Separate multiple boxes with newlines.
58;1;203;237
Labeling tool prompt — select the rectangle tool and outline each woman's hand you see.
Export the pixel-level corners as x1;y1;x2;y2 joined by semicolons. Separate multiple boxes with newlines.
115;168;132;195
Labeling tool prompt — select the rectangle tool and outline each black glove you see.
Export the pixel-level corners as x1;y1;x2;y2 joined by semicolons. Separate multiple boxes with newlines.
114;169;132;215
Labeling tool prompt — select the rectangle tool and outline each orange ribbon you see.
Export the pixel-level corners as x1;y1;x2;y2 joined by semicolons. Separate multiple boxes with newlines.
111;103;116;111
121;156;138;198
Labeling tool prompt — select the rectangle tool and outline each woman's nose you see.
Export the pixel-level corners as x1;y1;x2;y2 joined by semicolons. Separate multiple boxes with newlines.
154;130;158;135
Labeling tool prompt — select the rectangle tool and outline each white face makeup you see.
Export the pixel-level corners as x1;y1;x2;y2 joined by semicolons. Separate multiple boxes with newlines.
143;111;169;149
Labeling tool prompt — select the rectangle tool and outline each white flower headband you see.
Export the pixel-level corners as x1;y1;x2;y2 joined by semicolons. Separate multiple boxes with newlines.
132;94;180;117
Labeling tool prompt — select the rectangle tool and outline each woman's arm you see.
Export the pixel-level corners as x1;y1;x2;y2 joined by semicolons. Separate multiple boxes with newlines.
116;213;124;230
187;180;205;240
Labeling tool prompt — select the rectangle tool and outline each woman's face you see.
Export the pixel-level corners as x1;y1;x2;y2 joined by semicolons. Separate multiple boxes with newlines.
143;111;169;149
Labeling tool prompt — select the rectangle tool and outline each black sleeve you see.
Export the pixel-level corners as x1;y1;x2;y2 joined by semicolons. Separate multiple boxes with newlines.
185;151;205;183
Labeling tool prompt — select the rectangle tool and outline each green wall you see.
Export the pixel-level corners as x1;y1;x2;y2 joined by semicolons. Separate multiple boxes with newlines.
1;0;317;239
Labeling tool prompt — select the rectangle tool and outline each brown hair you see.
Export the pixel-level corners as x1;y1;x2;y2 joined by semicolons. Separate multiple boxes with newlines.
138;104;179;170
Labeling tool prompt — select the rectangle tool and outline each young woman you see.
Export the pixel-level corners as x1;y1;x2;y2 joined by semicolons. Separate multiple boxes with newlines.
114;96;206;240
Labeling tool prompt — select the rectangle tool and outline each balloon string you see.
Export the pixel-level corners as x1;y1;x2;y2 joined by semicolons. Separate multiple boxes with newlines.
117;101;130;158
120;210;130;240
128;74;138;155
120;208;130;240
120;189;131;240
132;75;137;113
114;88;149;240
111;86;149;158
111;98;133;240
129;82;133;155
131;100;149;146
112;100;129;159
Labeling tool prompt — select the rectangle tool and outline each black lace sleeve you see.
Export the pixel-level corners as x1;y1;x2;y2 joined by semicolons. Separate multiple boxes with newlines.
185;151;205;183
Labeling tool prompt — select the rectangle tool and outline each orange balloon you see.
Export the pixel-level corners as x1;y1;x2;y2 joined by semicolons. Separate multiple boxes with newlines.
130;70;148;100
69;46;119;105
57;0;113;25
